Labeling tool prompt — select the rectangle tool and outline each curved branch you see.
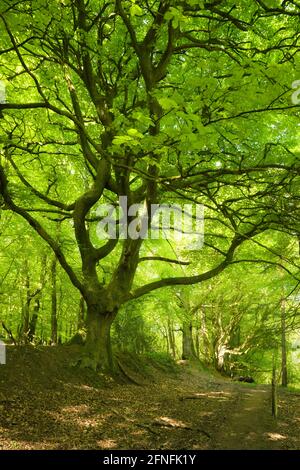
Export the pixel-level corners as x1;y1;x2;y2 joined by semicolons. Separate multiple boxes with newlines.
73;158;110;263
130;233;245;299
139;256;190;265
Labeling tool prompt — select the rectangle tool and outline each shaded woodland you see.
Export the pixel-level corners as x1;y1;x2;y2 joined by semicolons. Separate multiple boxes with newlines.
0;0;300;451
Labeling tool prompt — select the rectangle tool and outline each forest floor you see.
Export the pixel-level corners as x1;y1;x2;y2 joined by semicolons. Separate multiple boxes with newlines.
0;345;299;450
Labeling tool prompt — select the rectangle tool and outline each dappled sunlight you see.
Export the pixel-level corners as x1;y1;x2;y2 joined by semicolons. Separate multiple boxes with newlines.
1;347;300;450
266;433;287;441
156;416;189;428
46;408;109;430
130;430;145;437
184;391;233;401
1;0;300;453
278;421;290;427
60;405;90;415
245;432;258;440
61;383;99;393
204;396;231;402
198;411;214;417
244;389;267;394
0;439;56;450
97;439;118;449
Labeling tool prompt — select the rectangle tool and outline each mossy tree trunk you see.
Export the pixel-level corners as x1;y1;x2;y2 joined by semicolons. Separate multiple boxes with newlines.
81;305;116;371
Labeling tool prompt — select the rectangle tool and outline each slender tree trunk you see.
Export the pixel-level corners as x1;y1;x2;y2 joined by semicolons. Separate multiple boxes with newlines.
28;254;47;342
27;300;39;342
182;321;197;360
200;306;210;363
22;260;31;341
51;257;58;344
167;318;176;358
195;327;200;358
215;345;226;371
164;327;170;355
272;359;278;418
81;305;115;371
281;298;288;387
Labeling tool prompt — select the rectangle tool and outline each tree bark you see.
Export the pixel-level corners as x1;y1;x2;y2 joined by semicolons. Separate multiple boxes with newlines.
182;321;197;360
164;326;170;355
272;360;278;418
27;299;39;342
81;305;115;372
28;254;47;342
78;296;86;330
167;318;176;358
51;257;58;344
281;298;288;387
200;306;210;364
22;259;31;341
195;326;200;359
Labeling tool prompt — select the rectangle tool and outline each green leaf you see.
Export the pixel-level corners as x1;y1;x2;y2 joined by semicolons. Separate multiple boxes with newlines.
113;135;134;145
158;97;178;110
130;4;143;16
164;7;184;28
127;128;144;139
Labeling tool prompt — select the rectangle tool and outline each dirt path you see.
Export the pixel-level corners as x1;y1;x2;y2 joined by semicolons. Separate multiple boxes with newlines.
212;385;280;449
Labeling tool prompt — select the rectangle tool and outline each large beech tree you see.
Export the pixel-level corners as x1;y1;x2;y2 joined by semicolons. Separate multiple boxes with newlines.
0;0;299;370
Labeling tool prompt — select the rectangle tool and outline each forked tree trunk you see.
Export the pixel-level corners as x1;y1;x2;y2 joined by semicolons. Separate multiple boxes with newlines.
81;305;115;372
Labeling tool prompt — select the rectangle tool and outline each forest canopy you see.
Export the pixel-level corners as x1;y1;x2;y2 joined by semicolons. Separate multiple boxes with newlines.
0;0;299;381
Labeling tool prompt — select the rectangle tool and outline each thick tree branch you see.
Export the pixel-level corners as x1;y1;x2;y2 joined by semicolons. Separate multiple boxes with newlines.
73;158;110;267
129;232;249;300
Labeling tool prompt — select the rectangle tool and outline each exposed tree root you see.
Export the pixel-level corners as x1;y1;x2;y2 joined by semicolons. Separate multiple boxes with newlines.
116;358;143;385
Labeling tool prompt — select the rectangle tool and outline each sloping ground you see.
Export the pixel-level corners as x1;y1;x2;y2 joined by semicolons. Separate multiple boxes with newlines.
0;346;299;450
